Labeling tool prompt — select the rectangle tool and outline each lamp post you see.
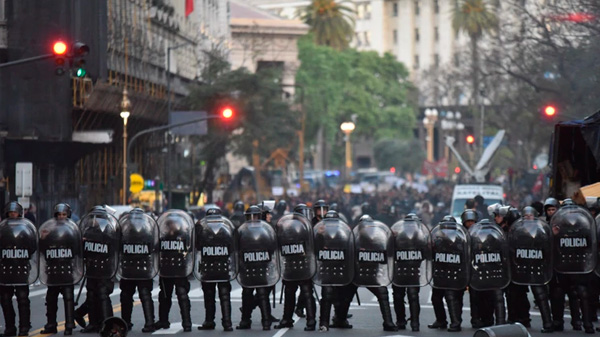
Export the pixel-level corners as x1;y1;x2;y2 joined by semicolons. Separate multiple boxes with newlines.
340;121;356;181
440;111;464;160
422;109;438;162
120;88;131;205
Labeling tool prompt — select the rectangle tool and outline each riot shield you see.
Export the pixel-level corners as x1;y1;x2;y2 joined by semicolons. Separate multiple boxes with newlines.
551;204;596;274
596;214;600;277
509;218;553;285
80;208;120;279
236;219;279;287
390;217;432;287
353;218;393;286
39;219;83;286
313;217;354;286
430;221;470;290
194;215;237;282
276;214;316;281
158;210;194;278
117;211;159;280
0;218;38;285
469;220;510;290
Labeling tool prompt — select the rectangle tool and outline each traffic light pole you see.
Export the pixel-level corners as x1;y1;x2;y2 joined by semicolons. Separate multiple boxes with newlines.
0;54;53;68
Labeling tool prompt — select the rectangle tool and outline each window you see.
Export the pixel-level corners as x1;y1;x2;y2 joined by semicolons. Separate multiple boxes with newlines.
393;29;398;44
365;3;372;20
357;3;364;19
414;0;420;15
434;0;440;14
414;55;419;69
355;33;362;46
434;27;439;41
434;53;440;68
364;31;371;46
392;3;398;17
415;28;420;42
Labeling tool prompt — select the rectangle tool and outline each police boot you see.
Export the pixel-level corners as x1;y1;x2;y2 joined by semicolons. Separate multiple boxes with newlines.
16;289;31;336
74;300;88;329
577;285;595;334
302;284;317;331
41;292;59;334
408;288;421;332
220;291;233;332
1;291;17;336
257;290;272;330
274;293;295;329
236;289;253;330
319;288;333;332
198;296;216;330
63;287;76;333
178;295;192;332
493;289;506;325
330;299;353;329
392;288;407;329
532;286;554;333
446;291;462;332
154;292;171;329
376;290;398;332
139;288;156;333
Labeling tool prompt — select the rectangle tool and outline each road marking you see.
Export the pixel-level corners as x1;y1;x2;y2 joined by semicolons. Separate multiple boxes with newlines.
427;287;432;304
271;327;289;337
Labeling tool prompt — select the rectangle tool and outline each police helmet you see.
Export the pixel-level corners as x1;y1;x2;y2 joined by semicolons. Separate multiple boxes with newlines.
99;316;128;337
359;214;373;222
405;213;420;221
313;199;329;215
275;200;287;215
244;205;262;221
206;208;222;216
233;201;245;213
522;206;539;218
441;215;457;223
53;203;72;218
324;210;339;219
543;197;559;210
330;203;339;211
293;203;313;220
4;201;23;218
460;209;478;223
361;202;371;215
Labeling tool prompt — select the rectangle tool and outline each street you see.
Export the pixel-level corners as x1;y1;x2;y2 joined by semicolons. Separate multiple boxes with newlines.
19;281;588;337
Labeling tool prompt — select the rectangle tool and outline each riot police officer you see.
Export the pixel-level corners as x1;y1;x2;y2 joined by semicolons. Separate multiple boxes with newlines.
118;208;159;333
76;205;120;333
312;200;329;225
391;214;430;332
0;202;35;337
236;206;277;330
274;208;317;331
154;210;194;332
196;208;236;331
544;198;559;222
273;199;288;223
229;201;245;229
40;203;83;336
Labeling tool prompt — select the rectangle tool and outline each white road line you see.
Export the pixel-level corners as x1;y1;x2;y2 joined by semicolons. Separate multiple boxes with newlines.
427;287;432;304
271;327;289;337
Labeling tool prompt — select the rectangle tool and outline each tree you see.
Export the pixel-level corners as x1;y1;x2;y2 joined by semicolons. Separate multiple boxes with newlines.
296;37;418;168
299;0;355;51
186;50;296;203
452;0;498;107
374;139;425;174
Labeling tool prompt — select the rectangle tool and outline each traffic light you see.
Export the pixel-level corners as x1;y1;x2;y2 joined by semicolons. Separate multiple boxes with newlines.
466;135;475;144
72;41;89;78
53;41;68;76
221;106;233;119
543;105;557;117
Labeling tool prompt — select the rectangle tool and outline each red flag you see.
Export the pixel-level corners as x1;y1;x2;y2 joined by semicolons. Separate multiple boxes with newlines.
185;0;194;17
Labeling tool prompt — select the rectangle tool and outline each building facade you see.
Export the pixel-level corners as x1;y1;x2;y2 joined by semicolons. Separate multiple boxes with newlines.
0;0;231;218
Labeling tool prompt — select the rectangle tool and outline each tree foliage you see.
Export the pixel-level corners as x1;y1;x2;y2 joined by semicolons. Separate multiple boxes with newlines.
298;0;355;51
296;36;417;144
374;139;425;173
185;50;296;202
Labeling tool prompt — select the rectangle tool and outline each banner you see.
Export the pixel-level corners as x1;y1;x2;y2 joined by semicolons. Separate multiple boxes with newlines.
422;158;448;178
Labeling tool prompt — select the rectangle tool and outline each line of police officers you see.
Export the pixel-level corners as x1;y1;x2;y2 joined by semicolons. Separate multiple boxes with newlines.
0;196;598;335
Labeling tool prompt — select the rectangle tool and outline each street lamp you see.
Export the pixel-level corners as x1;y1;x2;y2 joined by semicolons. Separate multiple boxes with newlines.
441;111;464;160
422;109;438;162
340;121;356;181
120;88;131;205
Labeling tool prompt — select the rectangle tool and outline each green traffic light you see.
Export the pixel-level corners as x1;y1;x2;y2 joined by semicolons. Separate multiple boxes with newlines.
76;68;87;77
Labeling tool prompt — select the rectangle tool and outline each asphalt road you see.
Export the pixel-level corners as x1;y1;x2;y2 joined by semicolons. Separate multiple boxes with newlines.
16;281;590;337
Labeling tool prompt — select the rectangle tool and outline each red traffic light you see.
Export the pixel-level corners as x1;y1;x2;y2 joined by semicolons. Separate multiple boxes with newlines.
544;105;556;117
53;41;67;55
466;135;475;144
454;166;461;174
221;107;233;119
389;167;396;173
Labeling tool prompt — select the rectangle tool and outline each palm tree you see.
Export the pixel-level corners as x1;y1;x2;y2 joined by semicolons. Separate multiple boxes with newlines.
452;0;498;107
299;0;355;51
